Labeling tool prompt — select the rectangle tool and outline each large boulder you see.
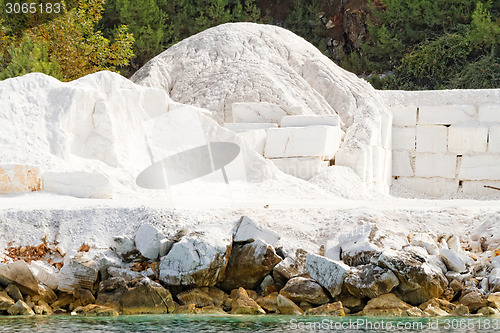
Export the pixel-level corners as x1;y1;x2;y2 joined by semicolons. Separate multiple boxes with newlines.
338;224;382;266
344;264;399;299
0;261;39;295
377;249;448;305
233;216;280;247
439;249;466;273
0;290;15;310
230;287;265;315
279;277;330;305
58;254;98;293
361;293;412;316
305;301;345;316
72;304;119;316
177;288;215;308
134;224;165;260
277;294;304;315
305;254;349;297
219;239;282;291
272;249;307;284
159;224;232;287
120;279;175;315
489;268;500;293
7;300;35;316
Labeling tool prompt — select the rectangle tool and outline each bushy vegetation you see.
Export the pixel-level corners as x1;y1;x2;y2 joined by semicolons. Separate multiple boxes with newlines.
1;0;499;89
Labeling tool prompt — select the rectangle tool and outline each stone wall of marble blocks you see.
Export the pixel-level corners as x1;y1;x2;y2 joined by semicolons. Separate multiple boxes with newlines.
382;89;500;198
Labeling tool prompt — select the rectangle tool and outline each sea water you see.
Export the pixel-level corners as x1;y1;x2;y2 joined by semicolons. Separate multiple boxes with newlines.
0;315;499;332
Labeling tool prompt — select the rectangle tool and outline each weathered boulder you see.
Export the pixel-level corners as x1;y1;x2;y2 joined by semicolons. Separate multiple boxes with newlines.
272;249;307;284
410;233;439;255
305;301;345;316
344;264;399;299
199;287;228;308
339;224;382;266
50;292;75;311
173;304;196;314
111;236;137;261
5;284;23;302
159;225;232;287
305;254;349;297
458;289;488;312
233;216;280;246
361;293;412;316
0;290;15;310
58;254;98;293
406;307;425;317
230;287;265;315
489;268;500;293
277;294;304;315
96;277;128;310
422;305;449;316
418;298;456;313
279;277;329;305
134;224;165;260
7;300;35;316
256;292;279;313
177;288;214;307
195;305;227;314
28;261;59;290
73;287;96;307
35;300;53;314
477;306;499;316
487;292;500;309
72;304;119;316
120;279;175;315
440;249;466;273
219;240;281;291
0;261;39;295
452;304;470;316
377;249;448;305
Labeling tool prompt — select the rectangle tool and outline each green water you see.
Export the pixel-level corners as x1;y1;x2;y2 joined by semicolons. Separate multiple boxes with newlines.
0;315;499;332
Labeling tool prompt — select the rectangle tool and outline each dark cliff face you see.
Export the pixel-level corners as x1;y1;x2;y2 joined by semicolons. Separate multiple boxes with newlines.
256;0;373;56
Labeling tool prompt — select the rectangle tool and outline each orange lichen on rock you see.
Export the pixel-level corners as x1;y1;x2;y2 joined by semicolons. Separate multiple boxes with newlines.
4;243;52;262
495;249;500;257
0;165;41;193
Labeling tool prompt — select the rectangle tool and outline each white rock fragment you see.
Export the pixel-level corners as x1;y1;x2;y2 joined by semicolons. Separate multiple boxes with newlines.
112;236;135;257
28;261;59;290
159;239;174;257
57;254;98;292
338;224;381;266
223;123;277;131
439;249;466;273
235;129;267;155
159;224;232;286
489;268;500;293
135;224;164;260
410;234;439;256
233;216;280;247
0;260;39;294
448;125;488;154
42;171;113;199
305;254;349;297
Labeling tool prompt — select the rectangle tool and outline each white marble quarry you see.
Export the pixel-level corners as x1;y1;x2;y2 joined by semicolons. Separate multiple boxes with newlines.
223;122;278;131
415;153;457;179
264;125;342;159
42;171;113;199
395;177;459;198
418;105;476;125
478;104;500;123
270;157;329;180
392;151;414;177
236;129;267;156
448;125;488;154
416;125;448;153
232;102;291;123
488;126;500;153
281;115;340;127
392;127;416;150
389;105;417;126
336;147;373;185
458;154;500;180
461;180;500;196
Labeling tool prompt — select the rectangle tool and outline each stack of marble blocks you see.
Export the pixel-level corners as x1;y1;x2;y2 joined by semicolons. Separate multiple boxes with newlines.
391;103;500;197
225;103;343;180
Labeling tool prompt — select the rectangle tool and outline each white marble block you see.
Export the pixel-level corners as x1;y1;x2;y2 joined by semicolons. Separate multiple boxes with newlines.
281;114;340;127
270;157;329;180
392;151;413;177
232;102;289;123
478;104;500;123
461;180;500;196
448;125;488;154
236;129;267;156
390;105;417;126
418;105;476;125
458;154;500;180
223;122;277;131
416;125;448;153
264;125;342;159
395;177;459;198
415;153;457;178
392;127;416;150
489;126;500;153
380;111;393;149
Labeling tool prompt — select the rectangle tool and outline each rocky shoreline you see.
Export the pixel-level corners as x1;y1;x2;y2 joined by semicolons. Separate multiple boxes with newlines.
0;216;499;317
